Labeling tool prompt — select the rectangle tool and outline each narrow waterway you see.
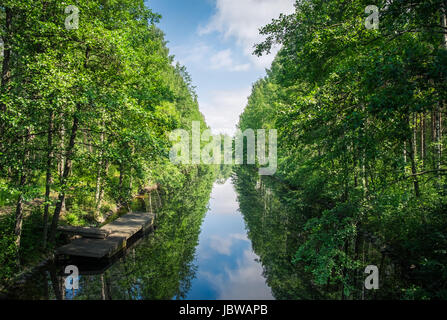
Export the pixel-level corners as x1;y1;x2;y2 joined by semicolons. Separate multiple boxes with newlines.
4;179;273;300
185;180;273;300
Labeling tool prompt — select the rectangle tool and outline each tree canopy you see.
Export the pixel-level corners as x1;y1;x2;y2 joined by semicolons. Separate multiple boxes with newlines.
236;0;447;299
0;0;214;284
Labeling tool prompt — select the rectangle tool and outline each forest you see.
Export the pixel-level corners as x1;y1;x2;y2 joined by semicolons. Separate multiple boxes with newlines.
0;0;216;286
1;0;447;301
236;0;447;299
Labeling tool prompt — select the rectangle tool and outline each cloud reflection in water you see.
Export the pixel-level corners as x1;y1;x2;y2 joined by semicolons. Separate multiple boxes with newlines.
186;180;273;300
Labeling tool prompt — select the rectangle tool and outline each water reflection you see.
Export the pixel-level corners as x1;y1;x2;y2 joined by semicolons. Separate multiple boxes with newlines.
186;181;273;300
4;176;274;300
233;166;328;300
5;173;215;300
233;166;437;300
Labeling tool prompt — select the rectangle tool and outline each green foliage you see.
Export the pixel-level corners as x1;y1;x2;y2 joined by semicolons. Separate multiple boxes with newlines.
0;0;214;284
236;0;447;299
0;215;17;285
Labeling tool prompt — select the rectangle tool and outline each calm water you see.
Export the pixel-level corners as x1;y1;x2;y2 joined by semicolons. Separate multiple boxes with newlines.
186;181;273;300
4;173;409;300
4;179;273;300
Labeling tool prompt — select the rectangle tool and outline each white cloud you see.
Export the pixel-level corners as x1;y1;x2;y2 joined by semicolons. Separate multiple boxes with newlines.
209;49;250;72
208;233;249;255
200;87;251;136
208;180;240;213
172;44;250;72
200;0;296;69
171;42;211;66
199;249;274;300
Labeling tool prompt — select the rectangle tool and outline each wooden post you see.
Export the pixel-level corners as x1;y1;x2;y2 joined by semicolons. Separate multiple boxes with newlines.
101;274;106;300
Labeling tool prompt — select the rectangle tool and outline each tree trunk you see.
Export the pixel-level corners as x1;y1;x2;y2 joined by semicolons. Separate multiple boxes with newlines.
403;142;407;164
14;131;30;262
43;111;54;248
408;133;421;197
413;114;418;163
14;193;25;249
362;144;368;195
436;2;445;179
94;119;105;222
442;2;447;49
118;162;124;206
94;167;103;206
0;7;13;145
95;160;109;222
105;273;113;300
48;113;79;244
420;113;425;168
101;274;106;300
58;116;66;213
49;266;63;300
94;167;102;218
436;105;442;173
148;192;153;214
0;7;12;108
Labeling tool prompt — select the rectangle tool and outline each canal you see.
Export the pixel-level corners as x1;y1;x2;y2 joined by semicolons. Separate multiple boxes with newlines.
185;180;273;300
4;179;273;300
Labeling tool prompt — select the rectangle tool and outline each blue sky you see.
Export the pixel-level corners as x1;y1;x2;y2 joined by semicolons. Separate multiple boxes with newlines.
145;0;296;135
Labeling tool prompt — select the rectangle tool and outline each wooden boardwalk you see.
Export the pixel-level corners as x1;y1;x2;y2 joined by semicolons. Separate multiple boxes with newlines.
56;212;155;259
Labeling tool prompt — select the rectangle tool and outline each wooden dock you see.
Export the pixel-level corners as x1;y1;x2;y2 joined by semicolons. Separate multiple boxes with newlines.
56;211;155;259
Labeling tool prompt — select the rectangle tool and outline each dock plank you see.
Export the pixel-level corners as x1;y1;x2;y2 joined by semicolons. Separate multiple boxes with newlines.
57;226;110;239
56;212;155;259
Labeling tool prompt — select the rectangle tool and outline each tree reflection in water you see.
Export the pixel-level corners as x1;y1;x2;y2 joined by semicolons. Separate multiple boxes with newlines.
5;171;214;300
